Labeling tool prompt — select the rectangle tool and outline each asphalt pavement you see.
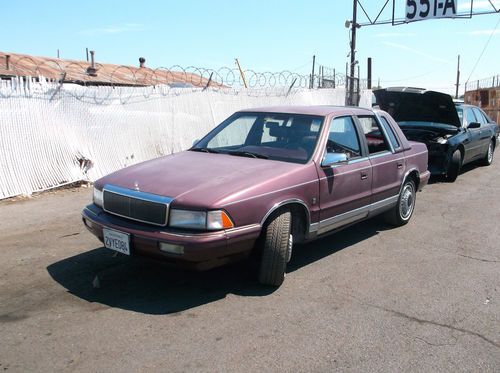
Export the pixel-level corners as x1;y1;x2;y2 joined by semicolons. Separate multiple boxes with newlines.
0;160;499;372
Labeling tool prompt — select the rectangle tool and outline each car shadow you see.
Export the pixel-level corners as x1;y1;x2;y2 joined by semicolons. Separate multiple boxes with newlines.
47;217;389;315
428;161;484;184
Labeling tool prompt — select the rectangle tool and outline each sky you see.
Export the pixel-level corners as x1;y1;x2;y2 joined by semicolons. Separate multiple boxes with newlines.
2;0;499;95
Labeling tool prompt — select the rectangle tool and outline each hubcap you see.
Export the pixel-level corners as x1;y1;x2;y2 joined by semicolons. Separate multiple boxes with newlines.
488;142;494;163
400;184;415;220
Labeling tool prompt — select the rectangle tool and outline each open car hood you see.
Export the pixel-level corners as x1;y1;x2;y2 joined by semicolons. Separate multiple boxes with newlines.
373;87;461;128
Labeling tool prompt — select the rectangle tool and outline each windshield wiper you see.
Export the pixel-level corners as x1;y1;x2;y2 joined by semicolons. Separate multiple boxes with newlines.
190;147;220;154
227;150;268;159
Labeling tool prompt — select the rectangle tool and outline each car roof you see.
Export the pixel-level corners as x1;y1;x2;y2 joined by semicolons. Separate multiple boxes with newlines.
238;105;374;117
455;103;477;108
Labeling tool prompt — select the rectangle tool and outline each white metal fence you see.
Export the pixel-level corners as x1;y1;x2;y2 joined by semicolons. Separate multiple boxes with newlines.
0;77;373;199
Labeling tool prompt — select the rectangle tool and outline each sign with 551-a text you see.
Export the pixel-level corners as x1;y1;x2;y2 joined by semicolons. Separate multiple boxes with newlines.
405;0;457;22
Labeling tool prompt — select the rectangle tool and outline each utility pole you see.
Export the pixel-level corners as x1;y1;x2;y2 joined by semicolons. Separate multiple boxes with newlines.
349;0;358;105
455;55;460;99
367;57;372;90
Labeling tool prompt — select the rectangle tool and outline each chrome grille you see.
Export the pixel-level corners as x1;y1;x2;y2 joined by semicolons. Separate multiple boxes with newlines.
102;185;172;226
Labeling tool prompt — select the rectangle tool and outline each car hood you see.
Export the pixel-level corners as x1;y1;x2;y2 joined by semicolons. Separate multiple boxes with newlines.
373;88;461;128
95;151;309;208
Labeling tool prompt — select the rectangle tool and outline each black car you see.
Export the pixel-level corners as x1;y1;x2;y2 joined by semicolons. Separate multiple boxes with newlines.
374;87;499;181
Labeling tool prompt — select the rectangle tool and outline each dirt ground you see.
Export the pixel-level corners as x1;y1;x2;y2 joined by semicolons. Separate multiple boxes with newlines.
0;162;499;372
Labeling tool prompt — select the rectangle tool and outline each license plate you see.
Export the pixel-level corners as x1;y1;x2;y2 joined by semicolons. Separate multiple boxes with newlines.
103;228;130;255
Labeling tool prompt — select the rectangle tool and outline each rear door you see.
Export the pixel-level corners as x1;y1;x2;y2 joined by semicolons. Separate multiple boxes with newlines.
317;116;372;234
356;114;405;208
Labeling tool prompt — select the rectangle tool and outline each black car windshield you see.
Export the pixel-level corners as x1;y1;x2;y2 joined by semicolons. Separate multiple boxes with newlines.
191;112;325;164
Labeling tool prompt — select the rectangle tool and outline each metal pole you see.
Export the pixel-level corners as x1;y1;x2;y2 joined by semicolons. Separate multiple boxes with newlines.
333;68;336;88
349;0;358;105
356;65;360;105
235;58;247;88
455;55;460;99
320;66;324;88
310;55;316;89
367;57;372;89
345;62;349;105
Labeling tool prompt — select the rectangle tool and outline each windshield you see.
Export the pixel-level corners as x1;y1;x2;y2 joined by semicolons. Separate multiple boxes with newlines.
192;112;325;164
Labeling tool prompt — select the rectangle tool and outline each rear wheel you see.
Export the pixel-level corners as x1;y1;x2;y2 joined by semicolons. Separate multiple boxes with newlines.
480;139;495;166
384;179;416;226
258;209;292;287
445;149;462;182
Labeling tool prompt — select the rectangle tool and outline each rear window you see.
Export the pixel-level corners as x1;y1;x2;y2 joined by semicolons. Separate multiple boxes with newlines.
357;115;391;155
379;116;400;150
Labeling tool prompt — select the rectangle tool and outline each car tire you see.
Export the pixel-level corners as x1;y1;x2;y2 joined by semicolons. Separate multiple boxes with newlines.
384;179;416;227
480;139;495;166
258;209;292;287
445;149;462;182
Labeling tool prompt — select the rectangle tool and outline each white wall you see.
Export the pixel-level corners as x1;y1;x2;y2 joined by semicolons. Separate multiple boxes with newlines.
0;77;373;199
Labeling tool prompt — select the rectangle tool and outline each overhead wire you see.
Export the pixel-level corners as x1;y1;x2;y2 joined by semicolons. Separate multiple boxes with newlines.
465;15;500;85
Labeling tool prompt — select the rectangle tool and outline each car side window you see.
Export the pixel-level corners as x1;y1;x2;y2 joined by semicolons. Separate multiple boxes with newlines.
472;108;487;126
465;108;477;127
357;115;391;155
379;116;400;150
327;116;361;159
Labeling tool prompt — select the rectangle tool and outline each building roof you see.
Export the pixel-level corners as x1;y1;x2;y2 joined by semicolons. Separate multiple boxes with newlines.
0;51;215;87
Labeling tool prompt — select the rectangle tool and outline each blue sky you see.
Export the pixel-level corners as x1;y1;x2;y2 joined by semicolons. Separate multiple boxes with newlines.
2;0;499;94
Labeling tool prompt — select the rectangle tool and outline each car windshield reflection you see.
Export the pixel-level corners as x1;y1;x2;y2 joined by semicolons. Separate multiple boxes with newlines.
191;112;325;164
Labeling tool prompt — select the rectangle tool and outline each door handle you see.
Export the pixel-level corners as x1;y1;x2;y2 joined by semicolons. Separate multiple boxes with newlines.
397;163;403;169
361;172;368;180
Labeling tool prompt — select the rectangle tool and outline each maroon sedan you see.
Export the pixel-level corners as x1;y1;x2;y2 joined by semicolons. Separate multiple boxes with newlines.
82;106;430;286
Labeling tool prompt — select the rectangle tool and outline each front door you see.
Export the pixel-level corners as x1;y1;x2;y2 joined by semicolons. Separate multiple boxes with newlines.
472;108;493;156
317;116;372;235
463;107;482;162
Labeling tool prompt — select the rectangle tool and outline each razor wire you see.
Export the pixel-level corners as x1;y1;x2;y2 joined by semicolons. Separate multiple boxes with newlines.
0;54;361;102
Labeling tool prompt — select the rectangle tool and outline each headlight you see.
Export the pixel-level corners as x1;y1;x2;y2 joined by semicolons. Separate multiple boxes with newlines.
169;209;234;230
435;134;453;144
169;209;206;229
93;187;103;207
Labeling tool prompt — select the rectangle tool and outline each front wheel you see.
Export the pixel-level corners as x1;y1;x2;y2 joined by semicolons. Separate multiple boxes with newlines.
384;179;416;226
480;139;495;166
258;209;292;287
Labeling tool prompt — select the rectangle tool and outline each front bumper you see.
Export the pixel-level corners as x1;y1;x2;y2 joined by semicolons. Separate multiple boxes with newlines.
82;204;262;270
427;148;451;175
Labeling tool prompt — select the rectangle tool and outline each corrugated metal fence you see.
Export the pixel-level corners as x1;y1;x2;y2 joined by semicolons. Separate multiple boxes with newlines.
0;77;373;199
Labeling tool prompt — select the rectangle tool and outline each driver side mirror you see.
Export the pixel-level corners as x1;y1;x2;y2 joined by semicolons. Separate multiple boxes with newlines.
321;152;349;167
467;122;481;129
